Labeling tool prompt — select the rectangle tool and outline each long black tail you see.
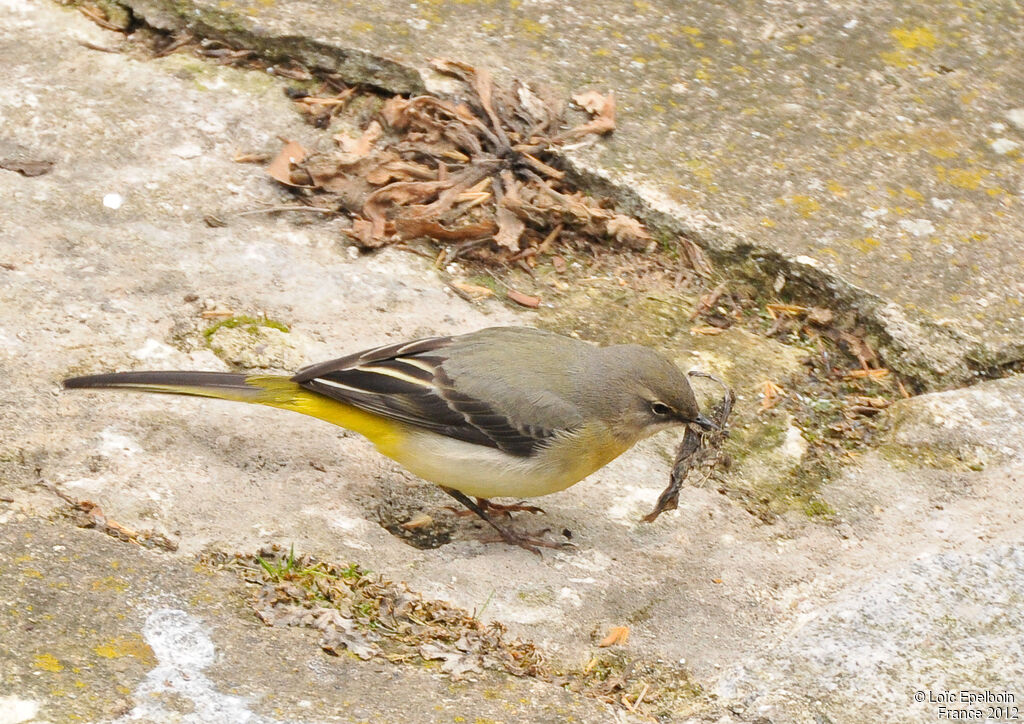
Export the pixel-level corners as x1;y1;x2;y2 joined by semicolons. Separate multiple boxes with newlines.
63;371;269;403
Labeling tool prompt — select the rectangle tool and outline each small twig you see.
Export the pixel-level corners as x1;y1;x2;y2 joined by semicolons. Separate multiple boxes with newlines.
77;40;123;53
153;33;193;58
228;205;339;217
518;152;564;180
393;243;443;261
633;681;650;710
77;5;125;31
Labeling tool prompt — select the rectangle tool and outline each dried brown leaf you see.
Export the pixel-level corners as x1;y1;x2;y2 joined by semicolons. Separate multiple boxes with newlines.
680;237;714;277
598;626;630;647
366;159;437;185
346;218;380;248
567;91;616;138
381;96;412;129
302;157;378;211
759;379;785;411
234;152;272;164
494;205;526;251
0;157;53;176
295;88;355;108
572;90;610;115
449;281;495;300
419;643;485;679
689;326;725;336
766;303;808;317
806;307;834;326
266;140;307;186
201;306;236;319
606;214;651;245
506;289;541;308
400;512;434;530
364;179;456;238
516;83;549;123
518;152;564;180
845;368;890;381
335;120;383;157
406;162;500;223
394;217;497;242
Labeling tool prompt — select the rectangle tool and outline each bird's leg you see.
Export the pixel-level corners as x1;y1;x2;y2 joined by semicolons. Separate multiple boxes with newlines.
440;487;567;555
479;498;545;515
446;497;545;518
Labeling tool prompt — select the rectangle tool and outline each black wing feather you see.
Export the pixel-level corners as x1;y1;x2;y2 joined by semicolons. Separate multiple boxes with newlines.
293;335;553;456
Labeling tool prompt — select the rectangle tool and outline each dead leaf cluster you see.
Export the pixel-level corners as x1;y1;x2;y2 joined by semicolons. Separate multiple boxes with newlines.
234;550;545;679
267;59;671;263
572;652;701;715
200;547;701;717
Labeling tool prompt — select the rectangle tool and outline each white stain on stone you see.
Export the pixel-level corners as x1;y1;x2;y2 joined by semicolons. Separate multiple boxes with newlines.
1004;108;1024;131
990;138;1020;155
116;608;300;724
99;428;142;457
0;695;41;724
781;421;808;460
898;218;936;237
131;339;176;361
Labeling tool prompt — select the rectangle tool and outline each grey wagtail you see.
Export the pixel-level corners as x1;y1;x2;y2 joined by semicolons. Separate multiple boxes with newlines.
63;326;713;552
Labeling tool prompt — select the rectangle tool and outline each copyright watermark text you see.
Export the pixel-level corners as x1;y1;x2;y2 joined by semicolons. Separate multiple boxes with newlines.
914;690;1019;720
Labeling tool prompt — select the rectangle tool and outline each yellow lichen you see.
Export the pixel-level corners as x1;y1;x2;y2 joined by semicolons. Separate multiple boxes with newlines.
851;237;881;253
934;165;988;190
891;26;938;50
827;180;846;196
776;194;821;217
35;653;64;672
90;576;129;592
94;635;154;663
518;18;545;35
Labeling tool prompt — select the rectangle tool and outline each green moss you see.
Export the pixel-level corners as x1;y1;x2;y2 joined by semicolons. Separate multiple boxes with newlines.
515;589;555;606
467;274;499;293
772;458;836;515
202;315;290;342
539;290;698;348
878;442;986;472
803;496;836;518
723;419;787;466
655;231;681;258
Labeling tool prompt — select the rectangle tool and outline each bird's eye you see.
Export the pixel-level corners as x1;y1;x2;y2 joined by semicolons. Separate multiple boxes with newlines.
650;401;672;417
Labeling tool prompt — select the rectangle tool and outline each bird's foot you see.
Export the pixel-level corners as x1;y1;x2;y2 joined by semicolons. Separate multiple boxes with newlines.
479;528;575;556
445;497;545;518
440;487;567;555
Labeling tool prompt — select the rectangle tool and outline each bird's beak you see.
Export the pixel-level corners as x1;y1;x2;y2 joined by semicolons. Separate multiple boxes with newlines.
692;413;718;431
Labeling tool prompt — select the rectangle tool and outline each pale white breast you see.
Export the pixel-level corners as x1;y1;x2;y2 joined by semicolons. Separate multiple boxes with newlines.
383;429;586;499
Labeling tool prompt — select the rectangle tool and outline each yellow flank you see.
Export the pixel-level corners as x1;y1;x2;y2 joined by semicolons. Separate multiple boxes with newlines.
112;375;638;498
242;376;407;458
240;376;635;497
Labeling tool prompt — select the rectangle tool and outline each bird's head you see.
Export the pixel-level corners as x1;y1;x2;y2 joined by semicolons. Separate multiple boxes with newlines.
584;345;714;444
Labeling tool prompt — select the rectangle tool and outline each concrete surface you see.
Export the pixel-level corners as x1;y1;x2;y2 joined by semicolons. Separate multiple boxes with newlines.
113;0;1024;386
0;519;620;723
2;1;1023;722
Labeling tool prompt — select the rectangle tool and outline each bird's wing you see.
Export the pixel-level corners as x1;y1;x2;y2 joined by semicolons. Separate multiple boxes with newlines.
292;335;556;456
